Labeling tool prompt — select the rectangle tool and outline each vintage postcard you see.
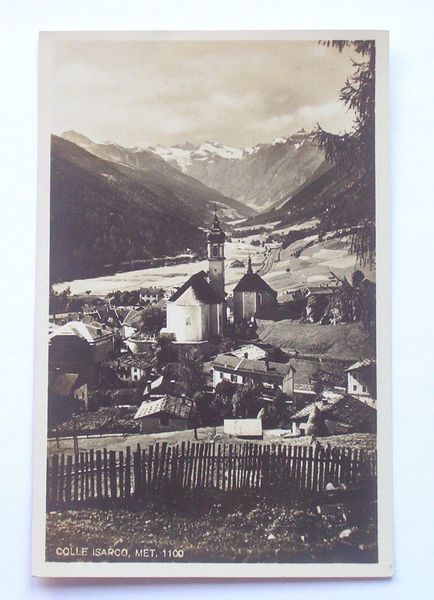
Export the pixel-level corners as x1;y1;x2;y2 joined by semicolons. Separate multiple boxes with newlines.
33;30;392;578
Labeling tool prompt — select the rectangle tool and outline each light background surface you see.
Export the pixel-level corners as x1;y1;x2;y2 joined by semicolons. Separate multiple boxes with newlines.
0;0;433;597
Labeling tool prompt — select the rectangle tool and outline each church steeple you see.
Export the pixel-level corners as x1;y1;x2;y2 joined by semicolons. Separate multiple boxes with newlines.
207;210;225;299
246;255;253;274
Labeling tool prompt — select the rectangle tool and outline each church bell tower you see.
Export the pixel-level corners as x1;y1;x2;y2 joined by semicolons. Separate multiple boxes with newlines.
207;210;225;299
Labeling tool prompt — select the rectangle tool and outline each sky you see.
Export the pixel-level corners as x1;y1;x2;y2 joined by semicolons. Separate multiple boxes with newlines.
50;40;358;149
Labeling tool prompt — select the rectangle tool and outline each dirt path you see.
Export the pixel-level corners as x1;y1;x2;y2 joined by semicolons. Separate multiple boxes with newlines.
258;248;280;276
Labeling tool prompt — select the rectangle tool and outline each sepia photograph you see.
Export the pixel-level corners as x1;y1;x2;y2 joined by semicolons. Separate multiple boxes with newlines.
32;30;391;578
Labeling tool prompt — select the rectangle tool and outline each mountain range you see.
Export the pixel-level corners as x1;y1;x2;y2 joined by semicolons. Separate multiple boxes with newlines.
52;128;372;284
61;131;253;221
50;135;251;283
147;129;327;212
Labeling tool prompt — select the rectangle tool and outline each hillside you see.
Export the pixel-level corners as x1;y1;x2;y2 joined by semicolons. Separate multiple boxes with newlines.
256;320;376;360
61;131;253;220
148;130;326;212
247;164;375;234
50;136;236;283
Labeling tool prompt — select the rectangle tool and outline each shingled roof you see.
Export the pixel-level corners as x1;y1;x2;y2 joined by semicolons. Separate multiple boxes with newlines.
134;396;193;420
168;271;224;304
291;395;376;433
213;353;295;377
49;373;81;398
323;395;377;432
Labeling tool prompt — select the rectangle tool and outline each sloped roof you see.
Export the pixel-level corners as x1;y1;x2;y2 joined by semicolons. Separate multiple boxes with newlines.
303;286;334;296
49;373;80;398
291;395;376;432
233;272;276;294
230;259;245;268
323;395;376;431
291;397;342;420
117;353;153;370
213;353;295;377
230;344;268;361
143;375;186;398
134;396;192;420
122;308;146;328
48;320;114;342
168;271;223;304
345;358;376;372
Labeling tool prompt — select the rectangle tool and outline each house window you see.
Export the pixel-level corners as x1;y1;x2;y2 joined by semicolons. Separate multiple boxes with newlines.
219;372;224;379
186;316;192;326
231;374;237;382
353;372;358;380
159;414;169;426
353;385;357;391
362;385;367;393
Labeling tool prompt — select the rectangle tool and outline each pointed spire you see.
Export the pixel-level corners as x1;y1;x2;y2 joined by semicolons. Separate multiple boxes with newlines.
247;255;253;274
213;202;220;227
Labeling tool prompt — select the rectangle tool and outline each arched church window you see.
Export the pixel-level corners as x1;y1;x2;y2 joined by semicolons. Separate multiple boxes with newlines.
212;245;219;257
186;316;192;326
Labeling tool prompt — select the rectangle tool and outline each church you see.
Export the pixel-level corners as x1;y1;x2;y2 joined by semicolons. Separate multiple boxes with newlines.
233;256;277;322
165;212;226;343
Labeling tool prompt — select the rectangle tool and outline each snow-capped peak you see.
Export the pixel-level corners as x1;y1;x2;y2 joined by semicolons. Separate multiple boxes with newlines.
272;136;288;145
148;140;245;171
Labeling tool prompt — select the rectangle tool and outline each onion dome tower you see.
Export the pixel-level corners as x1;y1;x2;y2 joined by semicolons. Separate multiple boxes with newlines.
207;209;226;299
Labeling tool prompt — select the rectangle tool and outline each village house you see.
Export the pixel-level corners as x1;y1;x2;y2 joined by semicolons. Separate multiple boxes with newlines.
124;332;157;354
49;311;81;326
345;359;377;407
289;394;377;436
142;375;186;401
139;287;165;305
134;395;193;434
233;256;277;322
115;353;153;384
212;353;295;396
49;320;115;385
229;259;245;268
120;308;147;339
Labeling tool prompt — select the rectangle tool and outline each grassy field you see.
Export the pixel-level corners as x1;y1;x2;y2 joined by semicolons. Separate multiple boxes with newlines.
257;319;376;360
46;486;378;564
264;236;376;294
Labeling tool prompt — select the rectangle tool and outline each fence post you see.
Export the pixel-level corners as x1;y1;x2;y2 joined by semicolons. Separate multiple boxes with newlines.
89;450;95;502
109;450;117;500
95;450;102;502
65;455;73;505
133;444;142;498
125;447;131;502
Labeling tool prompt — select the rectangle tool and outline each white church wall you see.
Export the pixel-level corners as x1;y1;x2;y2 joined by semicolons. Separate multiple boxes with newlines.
166;302;210;342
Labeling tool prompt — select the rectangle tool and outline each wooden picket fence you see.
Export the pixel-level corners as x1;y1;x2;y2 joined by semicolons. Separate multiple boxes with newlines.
46;441;377;510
